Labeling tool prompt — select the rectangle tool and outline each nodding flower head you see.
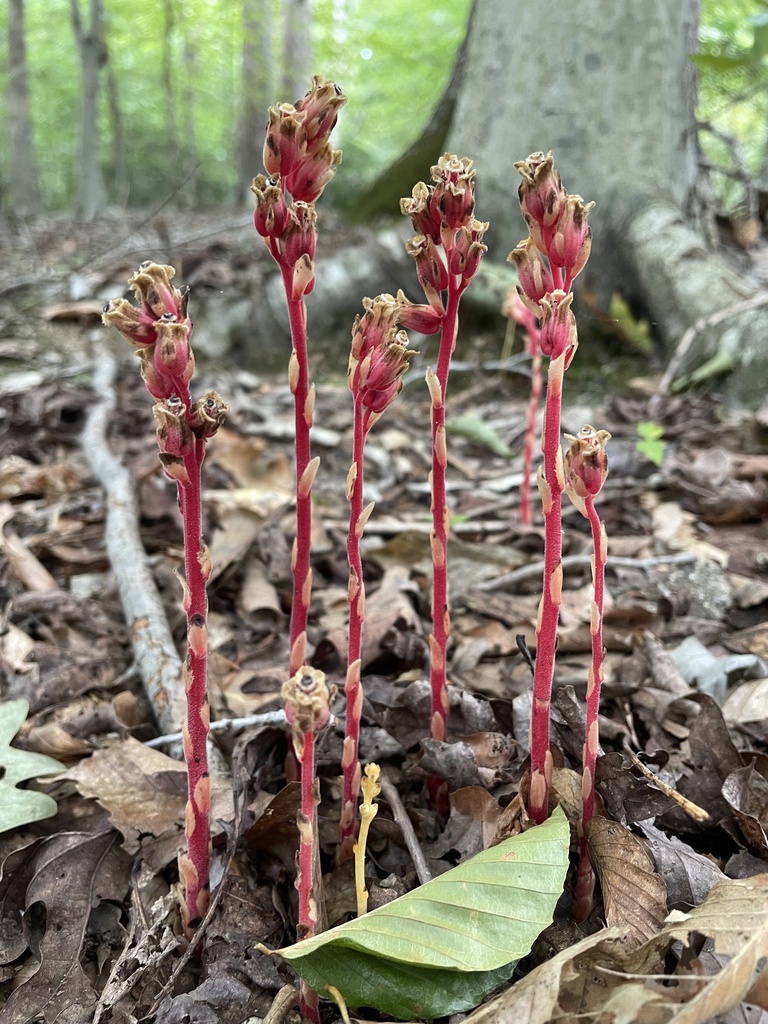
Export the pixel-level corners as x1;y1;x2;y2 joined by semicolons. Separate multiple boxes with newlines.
103;263;189;348
538;290;577;363
350;293;401;362
564;425;611;500
508;236;555;309
551;195;595;280
294;76;346;150
282;665;332;757
356;330;416;414
430;154;476;232
515;151;565;247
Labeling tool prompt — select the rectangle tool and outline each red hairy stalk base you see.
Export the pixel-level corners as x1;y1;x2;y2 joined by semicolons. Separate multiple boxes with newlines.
282;667;331;1024
521;326;542;527
527;353;566;823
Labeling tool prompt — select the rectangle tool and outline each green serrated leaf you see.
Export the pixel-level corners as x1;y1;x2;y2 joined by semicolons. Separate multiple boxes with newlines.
446;414;513;458
0;699;64;834
275;807;569;1019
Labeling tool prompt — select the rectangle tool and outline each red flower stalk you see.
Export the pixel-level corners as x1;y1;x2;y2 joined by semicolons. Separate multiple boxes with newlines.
508;152;594;824
340;295;415;860
282;665;332;1023
400;156;487;757
564;426;610;921
103;263;227;937
253;77;347;684
502;289;542;527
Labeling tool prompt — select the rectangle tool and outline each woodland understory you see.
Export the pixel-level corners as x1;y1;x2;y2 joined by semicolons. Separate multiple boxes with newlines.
2;203;768;1024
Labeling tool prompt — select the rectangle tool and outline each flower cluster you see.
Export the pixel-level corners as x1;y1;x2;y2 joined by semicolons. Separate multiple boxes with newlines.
400;155;488;320
103;263;227;473
252;77;346;300
348;294;415;416
508;151;594;365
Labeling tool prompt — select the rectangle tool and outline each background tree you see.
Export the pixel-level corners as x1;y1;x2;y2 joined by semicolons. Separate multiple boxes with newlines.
442;0;768;406
238;0;274;204
7;0;40;215
281;0;313;102
70;0;108;220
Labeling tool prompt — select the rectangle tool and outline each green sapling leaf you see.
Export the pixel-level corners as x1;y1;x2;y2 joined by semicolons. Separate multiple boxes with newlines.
0;699;63;834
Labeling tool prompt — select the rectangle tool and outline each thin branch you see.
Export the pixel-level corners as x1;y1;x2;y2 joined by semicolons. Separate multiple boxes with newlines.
378;772;432;886
81;353;186;736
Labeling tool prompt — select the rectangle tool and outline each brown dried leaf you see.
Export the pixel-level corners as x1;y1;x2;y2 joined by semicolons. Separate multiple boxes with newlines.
586;816;668;945
722;764;768;858
640;822;727;910
0;831;131;1024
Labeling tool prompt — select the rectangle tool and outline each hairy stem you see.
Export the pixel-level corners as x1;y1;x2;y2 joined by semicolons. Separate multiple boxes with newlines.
282;269;315;678
339;396;370;859
428;278;464;746
528;352;566;824
574;493;607;919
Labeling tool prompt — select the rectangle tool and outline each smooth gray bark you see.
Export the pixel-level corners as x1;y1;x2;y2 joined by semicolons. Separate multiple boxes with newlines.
280;0;312;102
70;0;108;220
7;0;40;214
238;0;274;202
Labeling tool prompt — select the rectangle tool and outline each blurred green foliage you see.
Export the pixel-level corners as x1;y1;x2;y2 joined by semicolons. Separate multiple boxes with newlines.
0;0;470;211
697;0;768;205
0;0;765;213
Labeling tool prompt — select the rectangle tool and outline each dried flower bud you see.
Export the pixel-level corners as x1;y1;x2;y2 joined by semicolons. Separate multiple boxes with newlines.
396;291;443;335
430;154;476;231
350;293;401;363
358;330;415;414
153;396;193;458
450;219;488;282
294;76;347;149
564;425;610;499
263;103;307;179
129;262;188;321
284;140;342;204
252;174;289;238
508;236;555;305
515;151;565;245
551;195;595;279
406;234;448;309
282;202;317;268
153;317;194;382
189;391;228;439
136;346;171;400
282;665;331;758
538;290;576;361
400;181;442;243
102;297;158;347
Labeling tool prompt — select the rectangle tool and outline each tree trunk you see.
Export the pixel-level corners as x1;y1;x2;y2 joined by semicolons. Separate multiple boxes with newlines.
105;58;127;205
70;0;108;220
281;0;312;103
440;0;768;406
7;0;40;214
238;0;273;203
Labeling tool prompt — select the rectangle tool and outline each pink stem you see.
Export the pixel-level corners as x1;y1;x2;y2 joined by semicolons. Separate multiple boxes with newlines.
281;265;314;679
428;278;464;748
520;324;542;527
527;353;566;824
339;396;369;859
297;727;320;1022
178;434;212;934
574;493;607;920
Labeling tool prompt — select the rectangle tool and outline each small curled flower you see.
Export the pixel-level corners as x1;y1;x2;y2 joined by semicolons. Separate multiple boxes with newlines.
564;425;611;500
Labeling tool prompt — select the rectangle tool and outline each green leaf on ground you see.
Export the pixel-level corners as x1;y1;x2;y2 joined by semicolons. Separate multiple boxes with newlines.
0;699;63;834
274;806;570;1019
446;414;513;458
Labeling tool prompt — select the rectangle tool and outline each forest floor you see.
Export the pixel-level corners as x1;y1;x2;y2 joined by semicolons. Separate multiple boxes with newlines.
2;212;768;1023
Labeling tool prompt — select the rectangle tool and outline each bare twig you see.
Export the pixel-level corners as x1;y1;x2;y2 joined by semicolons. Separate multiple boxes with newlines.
465;551;697;595
145;710;287;748
81;353;185;736
622;740;709;823
378;772;432;886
